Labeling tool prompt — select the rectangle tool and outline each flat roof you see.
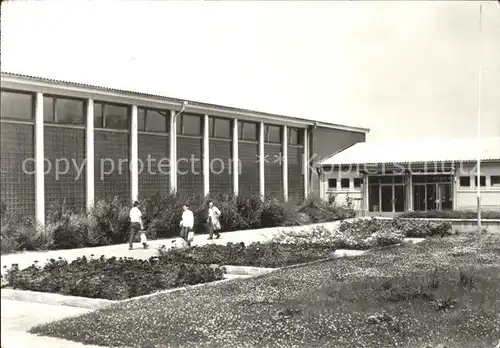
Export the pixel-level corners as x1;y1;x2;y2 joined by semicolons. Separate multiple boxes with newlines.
1;71;369;133
318;137;500;166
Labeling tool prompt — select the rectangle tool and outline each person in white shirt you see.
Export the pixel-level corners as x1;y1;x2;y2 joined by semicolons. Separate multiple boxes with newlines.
129;201;147;250
180;204;194;247
207;200;221;240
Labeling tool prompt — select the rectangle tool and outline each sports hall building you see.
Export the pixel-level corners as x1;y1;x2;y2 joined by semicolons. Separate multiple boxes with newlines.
0;72;369;225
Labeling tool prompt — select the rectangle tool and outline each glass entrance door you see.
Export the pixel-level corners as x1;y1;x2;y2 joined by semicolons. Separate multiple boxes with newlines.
394;185;406;212
381;185;393;212
438;183;453;211
426;184;437;210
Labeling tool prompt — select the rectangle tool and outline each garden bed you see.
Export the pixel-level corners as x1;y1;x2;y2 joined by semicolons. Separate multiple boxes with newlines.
3;255;226;300
29;232;500;348
399;209;500;219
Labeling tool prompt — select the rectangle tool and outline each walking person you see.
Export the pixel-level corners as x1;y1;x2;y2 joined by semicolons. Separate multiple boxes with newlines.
129;201;148;250
180;204;194;247
207;200;222;240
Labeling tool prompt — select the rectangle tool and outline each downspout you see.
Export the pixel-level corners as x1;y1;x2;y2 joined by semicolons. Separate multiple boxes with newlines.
306;122;318;198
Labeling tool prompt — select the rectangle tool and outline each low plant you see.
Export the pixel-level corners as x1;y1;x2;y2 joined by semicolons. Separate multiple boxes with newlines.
158;241;335;268
399;209;500;220
4;255;225;300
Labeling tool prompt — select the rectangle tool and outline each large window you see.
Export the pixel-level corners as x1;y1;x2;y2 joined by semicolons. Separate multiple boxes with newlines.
209;117;231;139
265;124;282;143
177;114;202;136
238;121;258;141
138;107;169;132
94;102;129;130
1;90;33;120
43;96;84;124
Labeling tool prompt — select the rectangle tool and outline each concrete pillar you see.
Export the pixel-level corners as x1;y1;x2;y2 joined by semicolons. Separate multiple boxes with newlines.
130;105;139;202
86;98;95;212
407;173;413;211
232;119;239;196
169;110;177;193
303;127;309;199
282;126;288;202
35;92;45;225
259;121;265;198
203;115;210;197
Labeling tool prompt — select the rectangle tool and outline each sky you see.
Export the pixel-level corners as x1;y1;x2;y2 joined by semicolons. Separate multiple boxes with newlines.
1;0;499;141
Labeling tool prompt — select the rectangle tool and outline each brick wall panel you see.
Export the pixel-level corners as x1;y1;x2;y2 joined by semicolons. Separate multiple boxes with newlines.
44;126;86;213
238;142;259;196
209;139;232;194
138;134;169;198
94;130;130;201
264;143;283;199
288;145;304;200
0;122;35;215
177;137;203;196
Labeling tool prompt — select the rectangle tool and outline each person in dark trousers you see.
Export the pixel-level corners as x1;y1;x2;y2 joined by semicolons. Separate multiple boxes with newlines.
180;204;194;247
207;200;221;240
129;201;147;250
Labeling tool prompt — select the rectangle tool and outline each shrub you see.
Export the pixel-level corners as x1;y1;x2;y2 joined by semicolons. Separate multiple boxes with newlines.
5;255;225;300
1;210;53;253
2;192;355;254
399;210;500;220
158;241;335;268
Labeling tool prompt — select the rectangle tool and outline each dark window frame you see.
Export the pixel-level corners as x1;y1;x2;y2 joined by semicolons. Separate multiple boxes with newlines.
328;178;337;189
43;95;85;125
209;116;232;139
94;101;130;130
0;90;35;121
265;124;282;143
491;175;500;187
177;113;202;136
138;107;169;133
459;176;471;187
353;178;363;188
238;121;258;141
288;127;303;145
474;175;486;187
340;178;350;189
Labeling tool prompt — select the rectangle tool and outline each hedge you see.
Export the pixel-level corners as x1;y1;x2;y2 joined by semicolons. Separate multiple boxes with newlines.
1;193;355;254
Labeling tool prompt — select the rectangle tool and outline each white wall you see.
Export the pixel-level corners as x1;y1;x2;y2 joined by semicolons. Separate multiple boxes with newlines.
456;162;500;210
322;168;363;210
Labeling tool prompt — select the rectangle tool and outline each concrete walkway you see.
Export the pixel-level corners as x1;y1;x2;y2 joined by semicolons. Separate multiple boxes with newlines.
1;299;108;348
1;221;342;275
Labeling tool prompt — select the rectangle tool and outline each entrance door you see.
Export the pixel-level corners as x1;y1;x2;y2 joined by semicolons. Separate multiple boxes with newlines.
413;184;426;211
426;184;437;210
381;185;393;212
438;183;453;211
394;185;406;212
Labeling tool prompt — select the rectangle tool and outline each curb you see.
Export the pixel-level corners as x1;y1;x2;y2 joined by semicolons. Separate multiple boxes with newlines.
0;288;114;310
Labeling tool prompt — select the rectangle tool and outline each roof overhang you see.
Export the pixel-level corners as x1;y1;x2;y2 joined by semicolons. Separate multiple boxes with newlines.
1;72;370;133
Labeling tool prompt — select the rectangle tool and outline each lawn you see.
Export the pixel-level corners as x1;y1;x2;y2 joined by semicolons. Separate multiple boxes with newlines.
30;233;500;348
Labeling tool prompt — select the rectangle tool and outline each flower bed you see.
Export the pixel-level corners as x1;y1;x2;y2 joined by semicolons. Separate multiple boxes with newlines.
158;242;336;268
3;256;225;300
29;233;500;348
273;218;452;249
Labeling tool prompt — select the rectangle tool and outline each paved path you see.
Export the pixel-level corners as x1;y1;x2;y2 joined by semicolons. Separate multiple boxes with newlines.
1;221;342;275
1;299;107;348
